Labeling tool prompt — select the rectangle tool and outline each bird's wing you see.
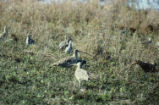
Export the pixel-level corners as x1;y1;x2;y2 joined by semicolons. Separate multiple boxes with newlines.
53;56;76;67
75;69;89;80
80;69;89;77
59;41;68;49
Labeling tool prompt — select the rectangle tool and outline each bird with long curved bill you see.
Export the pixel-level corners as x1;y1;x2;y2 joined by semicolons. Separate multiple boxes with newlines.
130;60;158;72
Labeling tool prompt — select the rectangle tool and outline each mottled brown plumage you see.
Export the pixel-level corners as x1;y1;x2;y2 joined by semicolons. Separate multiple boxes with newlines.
11;34;18;42
131;60;158;72
75;62;89;87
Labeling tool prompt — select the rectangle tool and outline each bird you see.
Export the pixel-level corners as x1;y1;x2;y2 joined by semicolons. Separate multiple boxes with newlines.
26;33;35;46
0;26;8;40
120;29;127;35
142;37;152;45
11;34;18;42
59;36;71;50
65;40;72;54
53;49;80;67
75;61;89;87
130;60;158;72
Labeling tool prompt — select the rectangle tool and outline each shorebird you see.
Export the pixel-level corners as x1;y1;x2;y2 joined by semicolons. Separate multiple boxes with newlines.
75;62;89;87
142;37;152;45
0;26;8;40
130;60;158;72
120;29;127;35
53;49;80;67
26;33;35;46
11;34;18;42
59;36;71;50
65;40;72;54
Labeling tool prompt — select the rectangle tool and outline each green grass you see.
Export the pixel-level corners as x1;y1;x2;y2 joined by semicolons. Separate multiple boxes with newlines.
0;0;159;105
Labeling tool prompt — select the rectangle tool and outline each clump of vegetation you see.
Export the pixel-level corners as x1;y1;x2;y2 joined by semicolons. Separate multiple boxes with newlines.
0;0;159;104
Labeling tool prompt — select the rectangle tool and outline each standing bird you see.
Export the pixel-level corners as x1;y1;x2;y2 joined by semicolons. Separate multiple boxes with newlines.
65;40;72;54
142;37;152;45
11;34;18;42
75;62;89;87
130;60;158;72
59;36;71;50
53;49;80;67
0;26;8;40
120;29;127;35
26;33;35;46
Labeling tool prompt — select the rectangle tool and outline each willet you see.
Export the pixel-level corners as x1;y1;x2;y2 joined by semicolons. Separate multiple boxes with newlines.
59;36;71;50
26;33;35;46
65;40;72;54
75;61;89;87
53;49;79;67
0;26;8;40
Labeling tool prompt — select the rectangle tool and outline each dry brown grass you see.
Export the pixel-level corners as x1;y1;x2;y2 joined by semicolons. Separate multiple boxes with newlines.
0;0;159;104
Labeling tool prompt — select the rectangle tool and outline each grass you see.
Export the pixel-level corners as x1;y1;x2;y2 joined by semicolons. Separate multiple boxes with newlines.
0;0;159;104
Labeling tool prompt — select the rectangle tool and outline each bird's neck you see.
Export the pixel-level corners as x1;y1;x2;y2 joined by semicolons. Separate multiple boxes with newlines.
77;64;81;69
27;36;29;40
75;52;78;62
4;29;7;33
68;41;72;47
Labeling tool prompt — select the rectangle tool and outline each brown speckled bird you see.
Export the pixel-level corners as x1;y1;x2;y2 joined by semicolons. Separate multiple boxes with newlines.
11;34;18;42
131;60;158;72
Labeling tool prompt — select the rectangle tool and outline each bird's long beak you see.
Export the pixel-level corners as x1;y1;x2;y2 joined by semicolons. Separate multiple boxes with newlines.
78;50;92;57
130;62;137;68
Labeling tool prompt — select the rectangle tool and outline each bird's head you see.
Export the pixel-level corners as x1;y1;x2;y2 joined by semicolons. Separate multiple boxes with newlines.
130;60;139;68
74;49;79;53
67;36;72;42
27;32;31;37
148;37;152;42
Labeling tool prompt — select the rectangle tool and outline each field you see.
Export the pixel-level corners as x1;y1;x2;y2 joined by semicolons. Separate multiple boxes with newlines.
0;0;159;104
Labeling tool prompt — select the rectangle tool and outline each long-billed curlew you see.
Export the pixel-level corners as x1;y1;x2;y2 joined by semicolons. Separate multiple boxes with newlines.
26;33;35;46
11;34;18;42
65;40;72;54
75;61;89;87
142;37;152;45
59;36;71;50
130;60;158;72
0;26;8;40
53;49;80;67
